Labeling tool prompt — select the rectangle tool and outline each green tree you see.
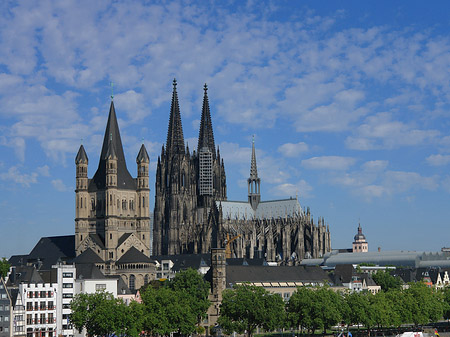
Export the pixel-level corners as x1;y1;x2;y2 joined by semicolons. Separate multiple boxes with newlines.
0;258;10;278
141;285;197;336
402;282;443;326
343;291;371;330
218;283;285;337
442;286;450;321
372;270;402;292
170;268;211;324
286;287;315;331
70;291;138;337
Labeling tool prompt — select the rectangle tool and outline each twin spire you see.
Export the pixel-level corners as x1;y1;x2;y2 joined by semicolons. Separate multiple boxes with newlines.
165;79;185;155
198;83;215;154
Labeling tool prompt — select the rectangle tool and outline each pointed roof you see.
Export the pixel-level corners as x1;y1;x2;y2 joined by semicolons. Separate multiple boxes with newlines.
75;144;88;164
250;136;258;180
90;101;136;191
165;79;185;155
136;143;149;163
197;84;215;154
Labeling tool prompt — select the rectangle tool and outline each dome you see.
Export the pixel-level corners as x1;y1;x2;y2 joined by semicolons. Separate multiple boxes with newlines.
354;224;366;242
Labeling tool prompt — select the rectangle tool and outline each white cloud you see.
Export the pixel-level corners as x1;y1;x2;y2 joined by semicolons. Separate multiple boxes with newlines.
278;142;308;157
114;90;149;122
0;166;38;187
301;156;356;170
346;112;439;150
426;154;450;166
51;179;70;192
36;165;50;177
271;180;313;198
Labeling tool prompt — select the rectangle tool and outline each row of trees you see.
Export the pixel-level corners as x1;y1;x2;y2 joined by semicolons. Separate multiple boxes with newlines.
71;269;210;337
70;268;450;337
220;281;449;337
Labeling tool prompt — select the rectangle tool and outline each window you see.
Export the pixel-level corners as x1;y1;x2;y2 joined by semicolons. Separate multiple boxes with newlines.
47;290;52;297
15;315;23;322
34;302;38;310
109;252;113;259
4;305;8;311
95;284;106;291
62;294;73;298
40;313;45;324
34;291;38;298
144;275;149;286
62;304;70;309
122;200;127;210
63;283;73;288
129;275;135;291
28;292;33;298
0;305;3;311
48;313;53;323
40;302;46;310
1;293;6;299
47;301;53;310
26;303;32;311
40;291;46;298
4;316;9;322
62;273;73;278
163;263;169;271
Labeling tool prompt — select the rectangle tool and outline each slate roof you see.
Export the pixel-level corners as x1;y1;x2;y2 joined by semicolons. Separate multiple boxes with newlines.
24;235;75;270
137;144;149;163
152;253;211;272
9;255;28;266
333;264;355;284
117;247;152;264
89;101;136;191
76;263;106;280
226;258;267;266
7;266;44;286
225;265;333;287
88;233;105;249
75;144;88;164
118;233;132;247
218;198;303;221
73;248;104;264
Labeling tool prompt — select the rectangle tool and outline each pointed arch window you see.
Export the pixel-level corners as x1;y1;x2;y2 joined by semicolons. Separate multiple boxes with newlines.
129;275;135;291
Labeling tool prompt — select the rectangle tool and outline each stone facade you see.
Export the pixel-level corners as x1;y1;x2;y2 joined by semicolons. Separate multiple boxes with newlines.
74;100;154;290
153;80;331;265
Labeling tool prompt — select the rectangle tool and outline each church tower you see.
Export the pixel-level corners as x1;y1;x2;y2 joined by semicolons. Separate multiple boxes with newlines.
154;79;198;255
75;99;151;264
248;137;261;210
153;81;227;256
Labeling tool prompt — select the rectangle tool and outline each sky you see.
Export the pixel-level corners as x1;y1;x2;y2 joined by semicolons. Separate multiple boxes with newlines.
1;0;450;259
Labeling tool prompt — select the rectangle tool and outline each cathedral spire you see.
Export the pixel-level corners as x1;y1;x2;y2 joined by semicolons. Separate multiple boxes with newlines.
166;78;185;155
250;135;258;179
248;136;261;210
91;101;136;190
197;83;215;154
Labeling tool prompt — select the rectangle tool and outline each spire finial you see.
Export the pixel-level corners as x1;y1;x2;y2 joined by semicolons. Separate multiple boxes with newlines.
81;138;83;145
173;78;177;88
110;133;112;141
204;83;208;92
110;81;114;100
141;137;144;144
252;134;255;144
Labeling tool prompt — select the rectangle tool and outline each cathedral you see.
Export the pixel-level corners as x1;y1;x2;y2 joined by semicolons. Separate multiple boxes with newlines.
153;80;331;264
74;79;331;281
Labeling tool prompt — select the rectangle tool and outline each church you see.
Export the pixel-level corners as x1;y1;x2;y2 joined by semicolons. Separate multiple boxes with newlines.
73;79;331;288
152;79;331;264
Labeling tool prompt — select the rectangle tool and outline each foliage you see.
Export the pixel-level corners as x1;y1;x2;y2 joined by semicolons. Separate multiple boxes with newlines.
70;291;140;337
0;258;10;279
286;286;343;333
218;283;285;337
342;291;371;329
372;270;402;292
402;282;443;326
169;268;211;323
442;286;450;320
139;268;211;336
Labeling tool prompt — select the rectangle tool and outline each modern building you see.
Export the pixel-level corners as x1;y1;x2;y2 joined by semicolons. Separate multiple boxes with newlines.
153;80;331;264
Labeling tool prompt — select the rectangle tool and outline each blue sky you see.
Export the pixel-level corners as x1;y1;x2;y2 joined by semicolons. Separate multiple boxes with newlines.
1;0;450;258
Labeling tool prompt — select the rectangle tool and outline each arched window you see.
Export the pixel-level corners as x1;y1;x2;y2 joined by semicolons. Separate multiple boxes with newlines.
144;275;149;286
129;275;135;291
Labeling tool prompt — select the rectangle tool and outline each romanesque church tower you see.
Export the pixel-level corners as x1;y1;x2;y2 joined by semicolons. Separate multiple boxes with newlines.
75;100;151;271
153;80;226;255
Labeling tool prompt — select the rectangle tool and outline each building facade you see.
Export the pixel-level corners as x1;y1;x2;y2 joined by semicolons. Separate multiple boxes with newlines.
153;80;331;264
0;277;12;337
74;100;154;290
